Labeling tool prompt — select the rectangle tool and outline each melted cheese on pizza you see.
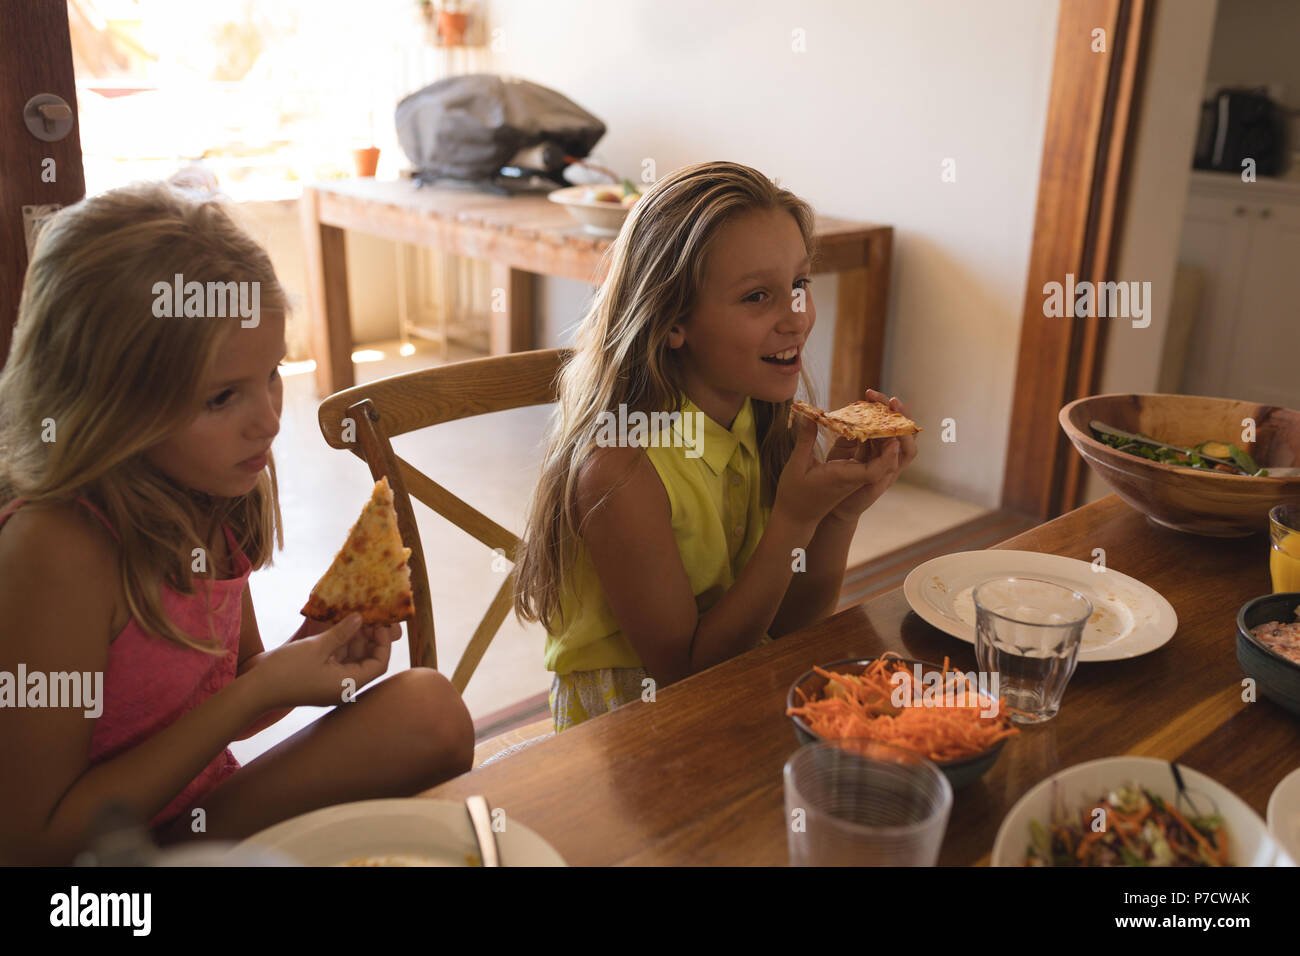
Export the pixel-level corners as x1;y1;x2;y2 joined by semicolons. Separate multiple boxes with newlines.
301;478;414;625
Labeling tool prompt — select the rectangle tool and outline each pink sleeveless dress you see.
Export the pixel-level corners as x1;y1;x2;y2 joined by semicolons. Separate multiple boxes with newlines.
0;496;247;830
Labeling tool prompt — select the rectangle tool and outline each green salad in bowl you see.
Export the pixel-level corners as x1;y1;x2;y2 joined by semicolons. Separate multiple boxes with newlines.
1025;783;1227;867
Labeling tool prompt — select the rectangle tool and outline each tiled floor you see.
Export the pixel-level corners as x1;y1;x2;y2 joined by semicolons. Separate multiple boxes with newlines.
846;482;988;568
230;340;989;763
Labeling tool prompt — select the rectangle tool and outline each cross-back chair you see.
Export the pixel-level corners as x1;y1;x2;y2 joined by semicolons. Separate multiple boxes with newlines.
316;347;570;693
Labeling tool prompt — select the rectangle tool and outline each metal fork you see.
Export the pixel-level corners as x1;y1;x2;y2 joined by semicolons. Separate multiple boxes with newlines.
1171;762;1220;820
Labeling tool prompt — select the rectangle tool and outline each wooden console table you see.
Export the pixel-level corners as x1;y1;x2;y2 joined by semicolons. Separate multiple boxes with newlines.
300;178;892;405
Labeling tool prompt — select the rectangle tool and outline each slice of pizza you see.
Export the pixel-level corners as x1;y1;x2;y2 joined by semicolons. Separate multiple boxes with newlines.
788;399;824;430
301;477;414;625
787;398;921;441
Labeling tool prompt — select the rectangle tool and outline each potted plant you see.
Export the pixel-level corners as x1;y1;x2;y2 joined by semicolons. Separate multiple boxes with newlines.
352;108;380;178
417;0;474;46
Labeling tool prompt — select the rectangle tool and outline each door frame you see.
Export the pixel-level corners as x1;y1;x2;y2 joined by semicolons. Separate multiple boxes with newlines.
0;0;86;363
1000;0;1153;519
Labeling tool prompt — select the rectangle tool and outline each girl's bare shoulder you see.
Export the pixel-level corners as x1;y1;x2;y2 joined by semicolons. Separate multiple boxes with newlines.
575;445;660;512
0;501;121;627
0;499;118;560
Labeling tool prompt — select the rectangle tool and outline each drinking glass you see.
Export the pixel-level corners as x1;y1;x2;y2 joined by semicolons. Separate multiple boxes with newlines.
783;739;952;866
1269;505;1300;593
973;576;1092;724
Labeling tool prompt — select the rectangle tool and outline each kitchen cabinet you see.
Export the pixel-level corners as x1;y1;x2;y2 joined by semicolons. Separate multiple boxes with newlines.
1177;172;1300;410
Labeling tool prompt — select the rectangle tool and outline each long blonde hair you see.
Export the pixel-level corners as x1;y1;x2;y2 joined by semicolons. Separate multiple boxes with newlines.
513;160;818;632
0;182;286;653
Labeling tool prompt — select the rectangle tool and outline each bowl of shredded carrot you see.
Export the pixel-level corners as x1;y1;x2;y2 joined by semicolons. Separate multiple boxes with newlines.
785;655;1019;789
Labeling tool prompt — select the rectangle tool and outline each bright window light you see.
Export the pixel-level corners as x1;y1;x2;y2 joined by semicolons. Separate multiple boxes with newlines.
280;359;316;377
352;349;384;363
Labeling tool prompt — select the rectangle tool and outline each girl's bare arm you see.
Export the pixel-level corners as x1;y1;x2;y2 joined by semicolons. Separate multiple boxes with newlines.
0;507;275;864
766;511;857;637
234;596;397;741
771;399;916;634
232;586;301;740
576;446;819;685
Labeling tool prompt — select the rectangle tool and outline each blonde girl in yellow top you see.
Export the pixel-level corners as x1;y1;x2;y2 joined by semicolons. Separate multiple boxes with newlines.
514;161;917;731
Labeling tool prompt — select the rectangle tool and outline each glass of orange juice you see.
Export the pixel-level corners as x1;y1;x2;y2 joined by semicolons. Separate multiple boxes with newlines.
1269;505;1300;593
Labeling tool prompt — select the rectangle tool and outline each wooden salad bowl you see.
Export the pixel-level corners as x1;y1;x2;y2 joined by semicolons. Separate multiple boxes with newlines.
1060;393;1300;537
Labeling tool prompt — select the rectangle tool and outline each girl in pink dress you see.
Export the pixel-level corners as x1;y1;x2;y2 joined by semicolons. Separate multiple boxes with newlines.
0;182;474;864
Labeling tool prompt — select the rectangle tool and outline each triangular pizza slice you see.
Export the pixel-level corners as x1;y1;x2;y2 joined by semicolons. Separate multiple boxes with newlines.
788;398;921;441
301;477;415;625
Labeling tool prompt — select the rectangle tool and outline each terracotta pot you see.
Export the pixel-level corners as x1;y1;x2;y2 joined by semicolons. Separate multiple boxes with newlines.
438;10;469;46
352;146;380;178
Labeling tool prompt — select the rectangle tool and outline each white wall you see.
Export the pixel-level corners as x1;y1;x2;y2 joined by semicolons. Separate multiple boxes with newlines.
1083;0;1219;502
483;0;1060;507
247;1;1059;509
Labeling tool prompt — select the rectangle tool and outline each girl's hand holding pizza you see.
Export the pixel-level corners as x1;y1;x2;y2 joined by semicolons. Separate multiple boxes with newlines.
334;621;403;665
773;415;881;533
291;614;398;664
253;614;393;708
824;390;918;523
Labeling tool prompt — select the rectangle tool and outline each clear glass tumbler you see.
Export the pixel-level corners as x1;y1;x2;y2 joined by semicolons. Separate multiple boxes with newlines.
783;739;953;866
973;576;1092;724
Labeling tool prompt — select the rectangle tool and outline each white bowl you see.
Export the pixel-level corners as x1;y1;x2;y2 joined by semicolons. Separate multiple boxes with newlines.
1267;767;1300;866
547;183;634;236
991;756;1278;867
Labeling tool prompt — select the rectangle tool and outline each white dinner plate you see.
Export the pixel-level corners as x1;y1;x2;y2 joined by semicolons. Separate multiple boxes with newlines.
902;550;1178;662
1267;767;1300;866
234;799;567;867
991;756;1279;866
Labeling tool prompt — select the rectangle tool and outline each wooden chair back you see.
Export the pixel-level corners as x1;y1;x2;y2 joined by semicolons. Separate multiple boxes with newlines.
316;348;569;692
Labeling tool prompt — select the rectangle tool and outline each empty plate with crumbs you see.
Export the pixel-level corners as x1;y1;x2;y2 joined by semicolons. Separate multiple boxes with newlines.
903;551;1177;662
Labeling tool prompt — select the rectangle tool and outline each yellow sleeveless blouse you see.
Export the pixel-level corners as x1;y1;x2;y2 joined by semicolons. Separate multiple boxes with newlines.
543;396;772;676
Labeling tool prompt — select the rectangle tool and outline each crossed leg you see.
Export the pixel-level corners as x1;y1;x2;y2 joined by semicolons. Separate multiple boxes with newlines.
155;667;475;846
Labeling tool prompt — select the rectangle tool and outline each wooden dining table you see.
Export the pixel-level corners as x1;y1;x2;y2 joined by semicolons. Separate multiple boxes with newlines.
421;494;1300;865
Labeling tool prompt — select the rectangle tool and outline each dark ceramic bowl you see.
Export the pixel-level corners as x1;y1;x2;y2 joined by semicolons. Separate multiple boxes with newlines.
1237;593;1300;719
786;657;1009;790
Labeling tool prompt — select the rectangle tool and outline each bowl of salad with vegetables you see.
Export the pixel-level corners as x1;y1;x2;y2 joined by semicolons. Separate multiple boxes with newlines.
1059;393;1300;536
991;756;1280;866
